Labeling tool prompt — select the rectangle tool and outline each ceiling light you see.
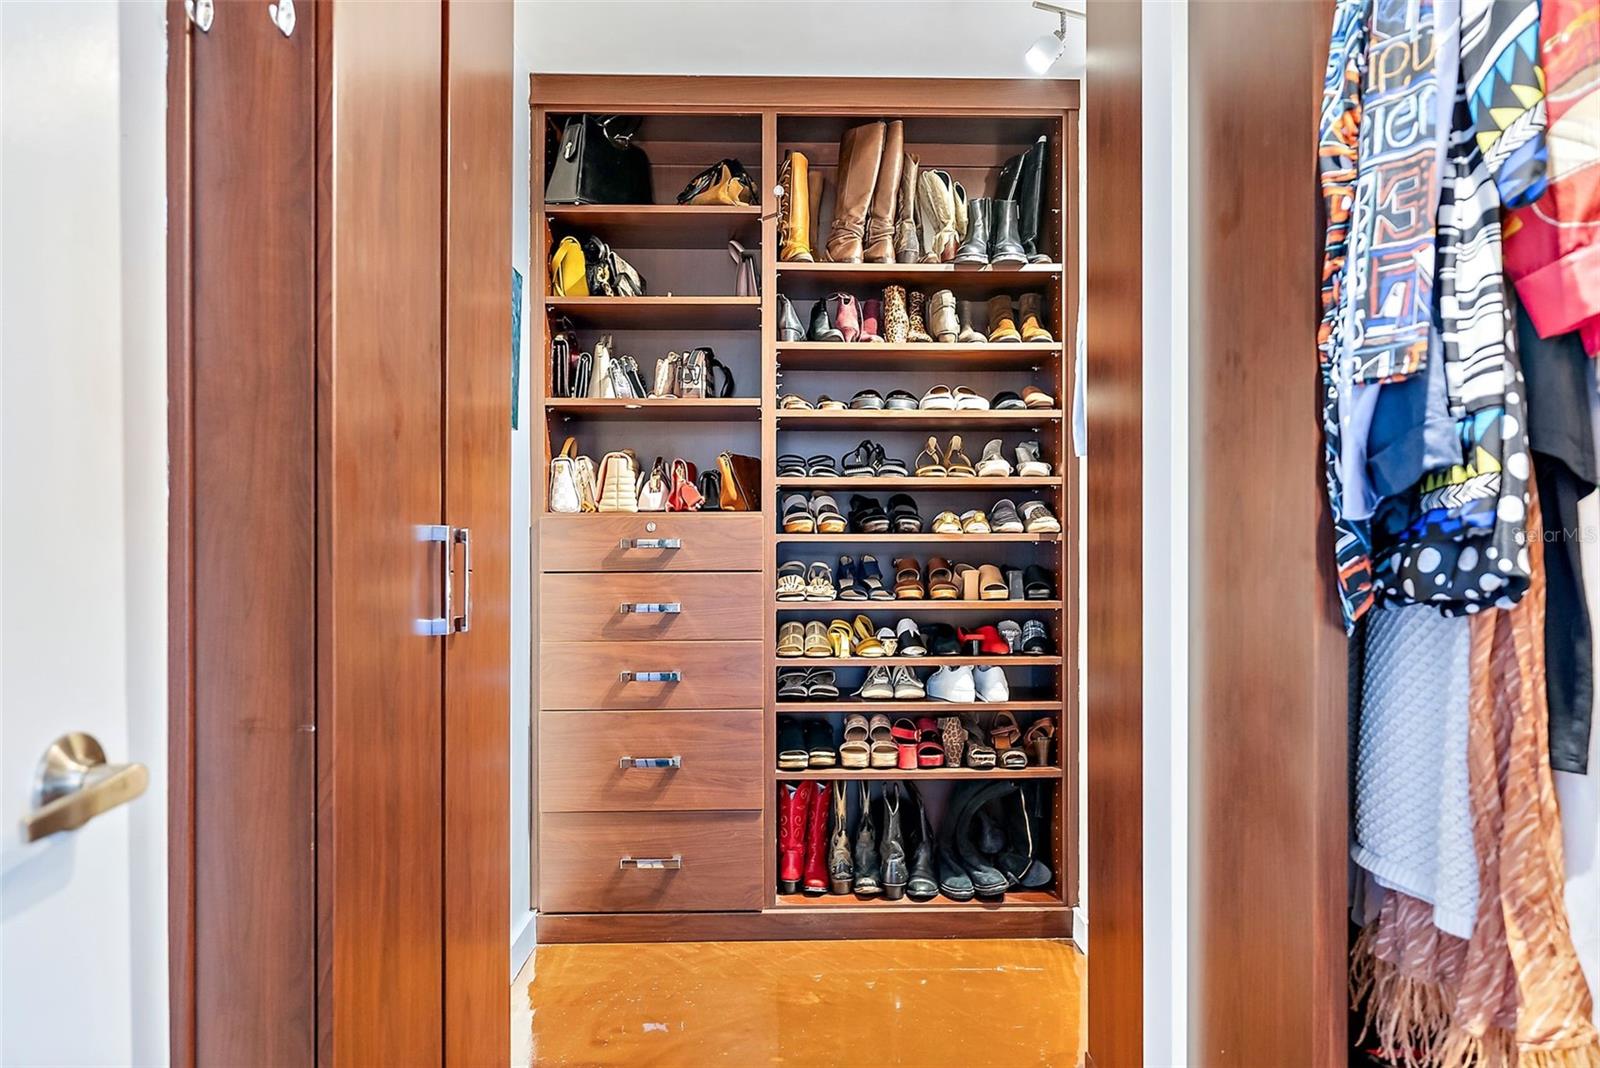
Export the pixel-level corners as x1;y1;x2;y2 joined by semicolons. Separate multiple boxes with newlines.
1025;1;1084;75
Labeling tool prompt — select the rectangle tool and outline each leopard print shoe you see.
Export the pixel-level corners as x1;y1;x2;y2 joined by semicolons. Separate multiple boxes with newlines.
883;284;910;344
939;715;965;767
906;290;934;343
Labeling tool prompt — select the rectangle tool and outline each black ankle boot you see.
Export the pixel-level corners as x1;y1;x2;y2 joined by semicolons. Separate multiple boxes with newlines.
1018;135;1049;262
954;197;992;265
989;200;1027;266
878;783;908;900
852;781;882;895
809;298;843;342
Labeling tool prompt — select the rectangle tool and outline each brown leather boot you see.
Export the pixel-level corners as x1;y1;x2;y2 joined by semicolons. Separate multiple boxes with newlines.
1019;292;1054;342
894;153;920;263
863;120;903;263
826;121;886;263
778;150;813;262
808;170;827;262
987;295;1021;343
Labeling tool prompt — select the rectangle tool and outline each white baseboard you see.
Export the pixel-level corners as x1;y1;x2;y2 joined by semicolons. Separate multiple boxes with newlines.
1073;906;1087;953
510;909;537;981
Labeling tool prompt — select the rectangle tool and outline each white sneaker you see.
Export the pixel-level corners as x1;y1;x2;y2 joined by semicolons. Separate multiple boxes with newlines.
973;665;1010;702
927;665;975;703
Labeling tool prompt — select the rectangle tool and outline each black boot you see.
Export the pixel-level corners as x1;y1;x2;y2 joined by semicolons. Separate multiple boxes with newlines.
1017;783;1053;889
878;783;908;901
989;200;1028;266
827;782;854;895
1017;135;1049;263
905;785;939;900
851;781;881;896
809;298;843;342
954;197;992;265
952;781;1012;898
778;294;805;341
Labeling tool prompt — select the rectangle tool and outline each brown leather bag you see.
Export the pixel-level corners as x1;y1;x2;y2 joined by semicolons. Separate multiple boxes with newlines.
716;452;760;512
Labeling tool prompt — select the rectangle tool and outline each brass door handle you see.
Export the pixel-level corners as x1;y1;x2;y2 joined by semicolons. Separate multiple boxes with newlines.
23;732;148;843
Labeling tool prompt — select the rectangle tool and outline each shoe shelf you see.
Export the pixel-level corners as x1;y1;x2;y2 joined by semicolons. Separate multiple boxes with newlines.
774;766;1064;781
545;397;763;421
775;341;1061;371
773;600;1065;612
775;261;1062;285
773;890;1066;910
776;698;1062;713
774;532;1061;544
774;655;1064;667
775;409;1063;430
543;203;761;248
543;295;761;329
774;476;1058;490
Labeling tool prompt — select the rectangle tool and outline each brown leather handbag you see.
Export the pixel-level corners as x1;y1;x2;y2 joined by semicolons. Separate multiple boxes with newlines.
676;159;758;206
717;452;761;512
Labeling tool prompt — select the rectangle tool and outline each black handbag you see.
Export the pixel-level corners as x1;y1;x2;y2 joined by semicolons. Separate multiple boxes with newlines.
696;469;722;511
546;115;652;205
581;237;647;297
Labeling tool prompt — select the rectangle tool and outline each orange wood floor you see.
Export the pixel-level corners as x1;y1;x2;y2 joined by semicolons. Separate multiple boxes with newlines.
514;938;1085;1067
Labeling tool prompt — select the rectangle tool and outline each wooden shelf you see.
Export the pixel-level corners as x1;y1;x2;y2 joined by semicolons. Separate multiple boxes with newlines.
543;204;760;248
775;532;1061;543
776;409;1063;430
775;766;1064;780
545;295;761;329
774;698;1062;713
774;600;1065;612
773;655;1063;667
773;891;1066;910
544;397;761;421
776;341;1062;371
775;261;1062;286
776;476;1058;490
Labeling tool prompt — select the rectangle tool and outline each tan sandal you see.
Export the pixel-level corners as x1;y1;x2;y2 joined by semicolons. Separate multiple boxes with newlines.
852;614;886;657
931;510;963;534
914;436;947;477
978;563;1009;599
955;563;980;600
868;714;899;768
778;621;806;657
1024;717;1056;765
927;557;960;599
894;557;926;599
960;509;991;534
944;434;976;477
803;620;832;658
841;715;871;769
828;619;854;658
990;712;1028;768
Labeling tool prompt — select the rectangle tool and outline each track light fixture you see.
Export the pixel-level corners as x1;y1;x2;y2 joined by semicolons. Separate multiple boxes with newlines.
1025;1;1085;75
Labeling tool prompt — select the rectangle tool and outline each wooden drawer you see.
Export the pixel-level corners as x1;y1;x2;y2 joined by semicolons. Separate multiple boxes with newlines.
539;513;763;573
541;710;764;812
540;810;764;913
541;572;764;641
539;640;762;710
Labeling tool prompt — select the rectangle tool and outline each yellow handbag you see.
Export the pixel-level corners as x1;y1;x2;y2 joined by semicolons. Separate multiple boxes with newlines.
676;159;759;207
550;236;589;296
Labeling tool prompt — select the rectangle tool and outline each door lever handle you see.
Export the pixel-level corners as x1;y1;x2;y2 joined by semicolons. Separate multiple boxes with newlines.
23;733;148;843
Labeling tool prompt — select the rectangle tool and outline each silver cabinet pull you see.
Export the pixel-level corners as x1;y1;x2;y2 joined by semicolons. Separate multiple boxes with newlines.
452;527;472;633
415;524;453;636
23;733;149;843
617;756;682;769
619;602;681;614
618;537;681;550
619;670;681;683
620;855;682;870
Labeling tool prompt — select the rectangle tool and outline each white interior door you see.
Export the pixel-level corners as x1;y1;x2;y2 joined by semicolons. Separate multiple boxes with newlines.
0;2;169;1064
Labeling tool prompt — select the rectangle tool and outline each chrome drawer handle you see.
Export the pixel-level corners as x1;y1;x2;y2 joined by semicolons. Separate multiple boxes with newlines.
619;670;681;683
619;537;681;550
619;602;682;614
618;756;682;769
620;855;682;871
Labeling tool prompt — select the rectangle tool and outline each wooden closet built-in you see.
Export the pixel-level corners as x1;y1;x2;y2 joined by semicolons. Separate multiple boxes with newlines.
532;76;1079;942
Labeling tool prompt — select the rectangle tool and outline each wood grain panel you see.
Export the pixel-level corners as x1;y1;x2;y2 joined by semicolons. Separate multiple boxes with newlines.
540;572;765;640
186;3;316;1061
540;811;765;913
1085;4;1145;1065
442;2;512;1066
317;2;444;1063
537;907;1075;943
540;710;765;811
539;513;764;572
539;641;764;710
530;75;1079;113
1188;2;1347;1064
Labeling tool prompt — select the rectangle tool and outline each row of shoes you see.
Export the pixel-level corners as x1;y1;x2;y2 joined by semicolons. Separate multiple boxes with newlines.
782;492;1061;535
778;617;1056;659
776;121;1052;266
779;711;1056;770
777;290;1054;345
776;557;1057;601
778;779;1053;902
780;438;1053;480
779;387;1056;413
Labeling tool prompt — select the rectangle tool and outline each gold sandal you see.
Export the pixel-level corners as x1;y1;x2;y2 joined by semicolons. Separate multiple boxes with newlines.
944;434;975;477
778;621;806;657
803;620;832;658
852;614;886;657
914;436;947;477
828;619;855;658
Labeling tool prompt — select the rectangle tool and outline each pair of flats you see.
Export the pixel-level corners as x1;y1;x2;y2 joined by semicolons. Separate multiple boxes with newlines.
975;439;1052;477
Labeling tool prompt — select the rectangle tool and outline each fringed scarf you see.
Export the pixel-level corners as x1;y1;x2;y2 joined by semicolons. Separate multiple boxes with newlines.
1353;490;1600;1067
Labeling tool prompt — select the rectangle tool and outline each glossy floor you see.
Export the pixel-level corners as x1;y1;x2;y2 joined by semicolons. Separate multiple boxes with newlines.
513;938;1085;1067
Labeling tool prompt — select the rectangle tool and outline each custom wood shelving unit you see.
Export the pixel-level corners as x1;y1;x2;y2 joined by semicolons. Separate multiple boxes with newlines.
531;76;1079;943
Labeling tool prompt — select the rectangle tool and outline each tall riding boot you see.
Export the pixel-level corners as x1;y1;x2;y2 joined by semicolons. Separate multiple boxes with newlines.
852;781;882;895
952;181;969;244
894;153;921;263
905;785;939;900
989;200;1028;266
917;169;957;263
826;121;886;263
1018;135;1050;262
878;782;908;901
955;197;993;265
778;150;813;263
801;774;831;894
809;170;828;262
863;120;903;263
827;782;854;894
779;781;815;894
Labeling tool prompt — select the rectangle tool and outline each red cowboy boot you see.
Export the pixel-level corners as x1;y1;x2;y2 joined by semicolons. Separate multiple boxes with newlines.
801;776;832;895
779;781;816;894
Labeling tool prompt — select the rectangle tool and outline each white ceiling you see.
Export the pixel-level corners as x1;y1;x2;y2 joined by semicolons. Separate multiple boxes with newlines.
517;0;1086;81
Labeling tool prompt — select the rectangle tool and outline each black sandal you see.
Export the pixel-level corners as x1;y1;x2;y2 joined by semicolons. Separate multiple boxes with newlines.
859;555;895;601
849;389;885;410
849;494;890;533
842;440;878;477
806;668;840;700
806;454;839;477
875;450;910;477
888;494;924;533
777;453;808;478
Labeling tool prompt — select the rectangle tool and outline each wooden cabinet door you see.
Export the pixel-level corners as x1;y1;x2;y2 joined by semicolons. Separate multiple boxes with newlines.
318;2;445;1063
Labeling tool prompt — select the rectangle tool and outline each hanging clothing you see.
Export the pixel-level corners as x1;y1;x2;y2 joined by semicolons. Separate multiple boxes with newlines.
1459;0;1548;208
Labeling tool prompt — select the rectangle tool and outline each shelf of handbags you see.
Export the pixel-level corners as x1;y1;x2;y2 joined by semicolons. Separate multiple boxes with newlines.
773;778;1058;905
546;322;764;423
546;437;761;515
